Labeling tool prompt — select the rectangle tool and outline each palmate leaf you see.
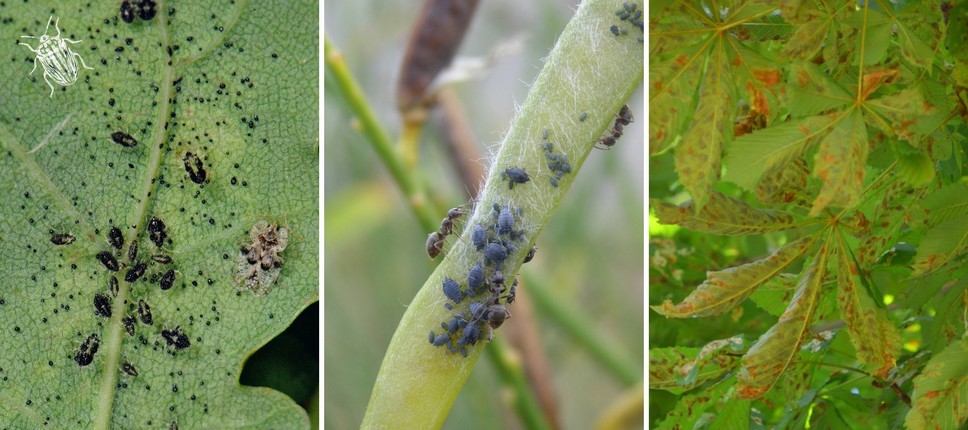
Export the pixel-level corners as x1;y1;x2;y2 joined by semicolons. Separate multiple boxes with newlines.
652;236;816;318
651;192;799;235
835;234;899;378
810;110;868;216
723;115;835;189
912;213;968;276
904;338;968;430
737;239;830;399
674;40;733;212
649;347;741;395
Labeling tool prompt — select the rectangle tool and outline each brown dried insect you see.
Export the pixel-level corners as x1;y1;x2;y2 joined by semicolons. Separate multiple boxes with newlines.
236;221;289;295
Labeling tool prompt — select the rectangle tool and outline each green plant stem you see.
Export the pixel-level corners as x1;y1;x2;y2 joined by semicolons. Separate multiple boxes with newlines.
360;0;643;427
484;338;552;430
524;274;641;386
324;35;438;233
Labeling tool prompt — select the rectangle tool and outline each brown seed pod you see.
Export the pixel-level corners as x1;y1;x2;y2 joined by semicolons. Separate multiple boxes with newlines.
396;0;482;112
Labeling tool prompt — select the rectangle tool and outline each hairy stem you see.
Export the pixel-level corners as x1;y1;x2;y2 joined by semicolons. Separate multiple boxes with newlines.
362;0;643;427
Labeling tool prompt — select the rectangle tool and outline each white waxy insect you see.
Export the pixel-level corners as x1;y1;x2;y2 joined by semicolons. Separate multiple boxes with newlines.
19;16;93;97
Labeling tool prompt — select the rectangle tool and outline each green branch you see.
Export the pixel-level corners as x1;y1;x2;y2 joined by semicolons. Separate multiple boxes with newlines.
323;37;438;233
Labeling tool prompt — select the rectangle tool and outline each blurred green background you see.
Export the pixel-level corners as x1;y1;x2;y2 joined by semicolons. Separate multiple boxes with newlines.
324;0;644;428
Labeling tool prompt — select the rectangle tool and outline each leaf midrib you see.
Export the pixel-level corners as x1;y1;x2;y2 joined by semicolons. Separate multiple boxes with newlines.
93;4;176;428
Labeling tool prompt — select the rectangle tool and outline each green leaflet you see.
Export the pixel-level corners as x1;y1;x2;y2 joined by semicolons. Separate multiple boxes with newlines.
724;115;834;189
788;63;852;118
737;240;829;399
912;213;968;276
655;380;736;430
781;19;828;61
857;177;921;267
866;88;937;141
652;236;815;318
835;234;898;378
894;140;935;187
810;110;868;217
917;183;968;227
846;8;892;66
904;338;968;430
649;347;740;395
651;192;798;235
674;39;733;213
649;49;703;155
749;273;798;317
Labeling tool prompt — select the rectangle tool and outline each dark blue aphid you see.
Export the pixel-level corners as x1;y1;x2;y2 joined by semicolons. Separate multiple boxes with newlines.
501;167;530;189
469;302;487;321
445;315;462;334
442;277;462;303
471;224;486;250
468;262;483;292
430;332;450;347
484;243;508;266
460;323;483;346
498;206;514;235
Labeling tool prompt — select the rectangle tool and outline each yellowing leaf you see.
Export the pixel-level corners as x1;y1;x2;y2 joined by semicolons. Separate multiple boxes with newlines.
781;20;829;60
650;54;702;155
652;237;815;318
724;115;834;189
810;111;868;217
835;236;898;378
651;192;798;235
675;43;733;213
737;242;829;399
904;338;968;430
866;88;937;141
912;213;968;276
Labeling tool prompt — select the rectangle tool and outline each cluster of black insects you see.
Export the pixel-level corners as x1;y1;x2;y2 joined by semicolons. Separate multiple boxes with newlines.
596;104;634;149
427;202;537;356
120;0;157;24
51;215;190;369
610;2;644;42
540;129;573;187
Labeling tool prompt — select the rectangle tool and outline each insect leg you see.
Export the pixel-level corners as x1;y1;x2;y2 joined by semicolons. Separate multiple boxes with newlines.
74;51;94;70
42;71;55;97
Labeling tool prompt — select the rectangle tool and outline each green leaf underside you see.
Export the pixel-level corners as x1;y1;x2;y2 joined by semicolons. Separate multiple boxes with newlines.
835;233;898;378
652;236;815;318
857;177;919;267
724;115;834;189
674;39;733;213
904;338;968;430
737;239;829;399
810;110;868;217
749;274;797;317
652;192;798;235
0;2;317;428
912;213;968;276
649;347;740;394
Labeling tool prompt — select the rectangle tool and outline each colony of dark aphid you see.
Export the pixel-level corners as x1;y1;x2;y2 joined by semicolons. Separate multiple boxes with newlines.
541;129;573;188
596;105;634;149
161;326;191;350
429;202;528;357
610;2;643;41
93;293;112;318
147;217;167;248
74;334;100;367
108;226;124;250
